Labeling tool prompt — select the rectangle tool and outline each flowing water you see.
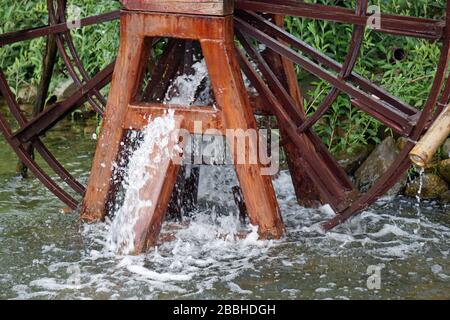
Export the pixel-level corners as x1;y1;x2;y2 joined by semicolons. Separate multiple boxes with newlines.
0;107;449;300
108;110;180;255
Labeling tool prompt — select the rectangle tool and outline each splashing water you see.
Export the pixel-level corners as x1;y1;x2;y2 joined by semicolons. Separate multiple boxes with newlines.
107;110;177;255
415;168;425;204
0;165;449;299
414;168;425;235
0;100;449;299
107;55;215;254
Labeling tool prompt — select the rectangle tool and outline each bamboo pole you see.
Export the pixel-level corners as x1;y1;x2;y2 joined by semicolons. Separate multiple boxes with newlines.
409;103;450;167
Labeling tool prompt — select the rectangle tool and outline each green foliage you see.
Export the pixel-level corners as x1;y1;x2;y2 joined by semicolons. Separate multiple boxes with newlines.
285;0;446;154
0;1;47;93
0;0;448;156
0;0;120;94
67;0;120;74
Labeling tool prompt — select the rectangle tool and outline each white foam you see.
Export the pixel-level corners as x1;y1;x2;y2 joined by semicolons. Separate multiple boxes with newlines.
369;224;410;238
30;278;81;291
431;264;442;274
315;287;331;293
127;265;193;282
3;163;450;300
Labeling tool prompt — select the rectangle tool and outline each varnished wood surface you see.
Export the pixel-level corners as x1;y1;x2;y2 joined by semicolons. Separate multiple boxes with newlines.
82;10;284;253
124;103;224;133
201;26;284;239
122;11;232;40
121;0;234;16
81;18;152;222
269;15;323;207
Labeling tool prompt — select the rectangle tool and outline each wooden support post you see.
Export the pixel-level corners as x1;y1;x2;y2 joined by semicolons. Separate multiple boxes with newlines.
81;18;152;221
263;15;322;207
121;0;234;16
201;31;284;239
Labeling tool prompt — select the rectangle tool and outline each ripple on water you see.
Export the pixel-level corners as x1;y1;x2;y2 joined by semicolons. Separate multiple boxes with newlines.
0;128;449;299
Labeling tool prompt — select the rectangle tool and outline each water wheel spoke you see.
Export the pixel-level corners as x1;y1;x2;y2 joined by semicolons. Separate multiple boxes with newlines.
236;11;418;117
142;39;185;101
237;30;354;193
236;46;357;212
0;113;79;209
53;33;106;115
33;141;86;195
0;10;120;47
47;2;115;114
0;2;120;208
59;32;108;107
235;16;417;136
12;61;115;144
235;0;443;40
236;31;301;120
297;0;367;132
0;68;88;197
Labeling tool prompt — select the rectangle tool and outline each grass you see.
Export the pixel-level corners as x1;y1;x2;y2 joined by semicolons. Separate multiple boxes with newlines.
0;0;120;96
0;0;447;155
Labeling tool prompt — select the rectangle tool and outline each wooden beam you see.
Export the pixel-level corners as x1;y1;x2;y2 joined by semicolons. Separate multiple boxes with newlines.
124;103;224;134
81;18;152;222
121;0;234;16
132;117;184;253
202;34;284;239
122;11;233;41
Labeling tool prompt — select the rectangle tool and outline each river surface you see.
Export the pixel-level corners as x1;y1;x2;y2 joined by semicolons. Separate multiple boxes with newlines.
0;114;449;300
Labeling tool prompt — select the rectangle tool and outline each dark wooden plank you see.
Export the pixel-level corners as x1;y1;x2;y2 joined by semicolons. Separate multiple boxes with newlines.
264;15;322;207
235;0;443;40
132;117;184;253
121;0;234;16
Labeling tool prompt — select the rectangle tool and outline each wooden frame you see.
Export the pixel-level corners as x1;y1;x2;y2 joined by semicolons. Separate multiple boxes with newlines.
121;0;234;16
81;9;284;254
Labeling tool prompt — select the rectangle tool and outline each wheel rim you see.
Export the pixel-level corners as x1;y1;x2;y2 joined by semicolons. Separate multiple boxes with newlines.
234;0;450;228
0;0;121;208
0;1;449;229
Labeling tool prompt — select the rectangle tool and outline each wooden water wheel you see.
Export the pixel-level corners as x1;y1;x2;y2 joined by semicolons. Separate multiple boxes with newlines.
1;0;449;235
